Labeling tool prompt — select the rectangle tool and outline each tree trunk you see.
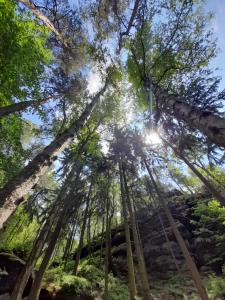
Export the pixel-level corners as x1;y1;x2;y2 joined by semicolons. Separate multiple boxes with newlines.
144;159;209;300
163;138;225;205
119;161;137;300
104;196;110;300
63;211;78;262
146;186;180;271
27;202;69;300
154;85;225;148
73;180;93;275
18;0;67;47
10;165;80;300
0;96;53;118
0;81;108;230
122;163;153;300
10;206;57;300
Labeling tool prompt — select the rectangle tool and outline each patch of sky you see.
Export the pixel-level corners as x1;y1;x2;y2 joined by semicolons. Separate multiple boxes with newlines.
204;0;225;91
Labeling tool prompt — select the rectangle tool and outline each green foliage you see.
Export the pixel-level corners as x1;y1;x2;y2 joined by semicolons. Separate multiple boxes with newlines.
43;259;129;299
0;0;52;105
150;274;199;299
0;206;39;258
194;200;225;225
0;115;27;187
207;274;225;299
193;200;225;270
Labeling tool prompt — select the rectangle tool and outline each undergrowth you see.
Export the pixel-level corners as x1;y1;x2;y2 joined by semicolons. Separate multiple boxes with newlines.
43;258;130;299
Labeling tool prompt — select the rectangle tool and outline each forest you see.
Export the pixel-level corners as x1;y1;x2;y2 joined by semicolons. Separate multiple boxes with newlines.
0;0;225;299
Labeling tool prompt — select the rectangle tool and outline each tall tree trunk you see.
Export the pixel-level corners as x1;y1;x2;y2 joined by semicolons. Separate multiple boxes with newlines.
0;81;108;230
73;180;93;275
122;163;153;300
10;201;60;300
144;159;209;300
119;161;137;300
154;84;225;148
104;196;111;300
163;138;225;205
10;165;81;300
146;186;180;271
0;96;54;118
63;210;79;262
18;0;67;47
27;197;71;300
100;216;105;265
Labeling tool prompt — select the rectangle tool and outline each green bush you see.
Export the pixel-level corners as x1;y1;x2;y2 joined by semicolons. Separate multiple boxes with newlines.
207;274;225;299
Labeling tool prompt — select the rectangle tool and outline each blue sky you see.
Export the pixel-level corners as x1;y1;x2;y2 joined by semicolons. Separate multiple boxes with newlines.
24;0;225;126
205;0;225;90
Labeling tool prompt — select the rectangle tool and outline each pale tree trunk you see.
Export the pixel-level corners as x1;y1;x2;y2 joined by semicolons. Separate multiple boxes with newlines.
0;96;54;118
154;85;225;148
144;159;209;300
162;138;225;206
122;164;153;300
119;161;137;300
18;0;67;47
0;81;108;230
73;180;93;275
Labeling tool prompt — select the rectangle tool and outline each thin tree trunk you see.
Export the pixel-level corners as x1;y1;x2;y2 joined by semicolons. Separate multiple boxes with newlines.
63;210;79;262
144;159;209;300
122;163;153;300
146;186;180;271
10;208;56;300
18;0;67;47
104;196;110;300
10;165;80;300
73;180;93;275
0;81;108;230
154;84;225;148
162;138;225;205
0;96;54;118
100;216;105;265
27;199;70;300
119;161;137;300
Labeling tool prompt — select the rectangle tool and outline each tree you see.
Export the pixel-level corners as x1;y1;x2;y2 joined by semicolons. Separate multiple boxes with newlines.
144;160;209;300
0;80;108;229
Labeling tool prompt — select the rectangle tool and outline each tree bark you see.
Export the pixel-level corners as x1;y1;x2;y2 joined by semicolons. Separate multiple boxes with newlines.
104;196;111;300
162;138;225;205
154;85;225;148
0;96;53;118
73;180;93;275
27;198;70;300
10;164;80;300
10;205;58;300
0;81;108;230
144;159;209;300
119;161;137;300
122;163;153;300
18;0;67;47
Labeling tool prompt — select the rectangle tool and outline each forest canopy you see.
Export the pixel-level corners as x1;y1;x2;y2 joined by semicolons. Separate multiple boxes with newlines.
0;0;225;300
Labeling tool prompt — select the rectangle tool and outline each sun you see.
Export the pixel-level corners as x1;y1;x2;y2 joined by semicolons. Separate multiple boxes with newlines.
145;131;161;145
